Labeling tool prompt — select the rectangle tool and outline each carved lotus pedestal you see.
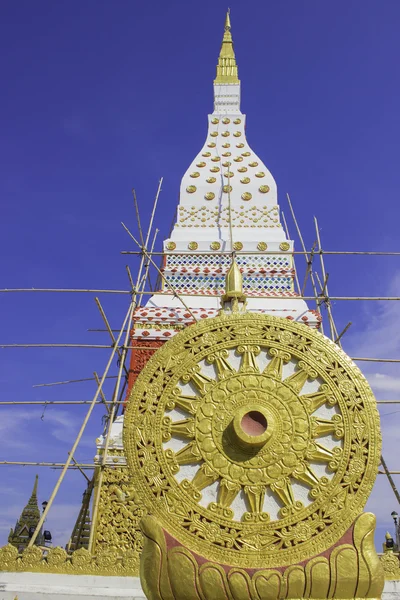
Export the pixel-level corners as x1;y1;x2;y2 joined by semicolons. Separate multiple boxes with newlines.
140;513;384;600
123;313;385;600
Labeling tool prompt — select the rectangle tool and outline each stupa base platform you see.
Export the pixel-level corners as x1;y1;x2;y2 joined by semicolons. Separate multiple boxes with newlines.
0;573;399;600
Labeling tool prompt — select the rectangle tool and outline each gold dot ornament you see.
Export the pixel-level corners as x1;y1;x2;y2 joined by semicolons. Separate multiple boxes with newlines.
224;171;234;178
222;152;231;157
241;192;252;201
259;185;270;193
207;177;216;183
211;117;219;124
233;241;243;250
188;241;198;250
222;143;230;148
190;172;200;178
202;152;211;157
236;143;244;148
222;131;230;137
233;131;242;137
210;132;218;137
257;242;268;251
242;152;251;157
210;241;221;250
205;192;215;200
240;177;250;184
280;242;290;251
223;185;233;193
211;156;221;162
233;118;241;124
186;185;197;193
166;241;176;250
196;162;206;168
249;162;258;167
210;167;220;173
222;161;231;167
222;117;230;124
238;167;247;173
208;142;216;148
255;172;265;178
234;156;243;162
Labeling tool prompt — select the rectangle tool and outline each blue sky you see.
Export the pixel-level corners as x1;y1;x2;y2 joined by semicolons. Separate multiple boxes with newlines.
1;0;400;548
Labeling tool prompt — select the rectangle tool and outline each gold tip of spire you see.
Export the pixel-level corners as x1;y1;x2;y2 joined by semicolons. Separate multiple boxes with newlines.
32;474;39;497
385;531;393;540
214;9;239;85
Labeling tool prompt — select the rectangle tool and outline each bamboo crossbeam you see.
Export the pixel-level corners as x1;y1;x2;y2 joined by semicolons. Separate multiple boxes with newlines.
4;288;400;300
121;250;400;256
0;461;96;468
0;288;130;294
1;399;398;406
33;375;118;388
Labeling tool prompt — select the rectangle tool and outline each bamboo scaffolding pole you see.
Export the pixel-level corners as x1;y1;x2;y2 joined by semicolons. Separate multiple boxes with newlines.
132;188;145;247
33;375;118;388
335;322;352;344
122;250;400;256
95;298;129;378
0;288;130;294
2;399;400;406
4;288;400;300
380;456;400;503
285;194;324;333
0;461;96;468
93;371;111;415
121;222;198;323
88;183;163;552
0;400;126;405
314;220;340;343
137;228;159;301
69;453;91;483
27;301;134;548
281;210;301;295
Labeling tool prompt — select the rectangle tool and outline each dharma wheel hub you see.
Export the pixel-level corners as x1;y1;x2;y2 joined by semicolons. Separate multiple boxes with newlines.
232;404;271;449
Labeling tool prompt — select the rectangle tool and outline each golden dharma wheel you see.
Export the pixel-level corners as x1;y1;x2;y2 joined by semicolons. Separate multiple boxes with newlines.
124;313;381;569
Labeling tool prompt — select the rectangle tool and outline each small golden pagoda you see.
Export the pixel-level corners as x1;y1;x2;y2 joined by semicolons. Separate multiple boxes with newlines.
8;475;44;552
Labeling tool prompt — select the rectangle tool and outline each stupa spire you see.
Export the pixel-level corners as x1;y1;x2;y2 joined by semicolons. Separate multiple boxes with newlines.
214;9;239;85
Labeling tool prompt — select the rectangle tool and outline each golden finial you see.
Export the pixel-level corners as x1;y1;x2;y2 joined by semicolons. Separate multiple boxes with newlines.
214;10;240;84
32;474;39;498
221;259;246;311
385;531;393;540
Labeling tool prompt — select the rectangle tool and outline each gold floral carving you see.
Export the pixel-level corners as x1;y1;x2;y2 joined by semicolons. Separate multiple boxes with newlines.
233;242;243;250
139;512;384;600
166;242;176;251
188;242;198;250
380;551;400;580
0;540;139;577
257;242;268;251
210;242;221;250
280;242;290;251
124;312;381;569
